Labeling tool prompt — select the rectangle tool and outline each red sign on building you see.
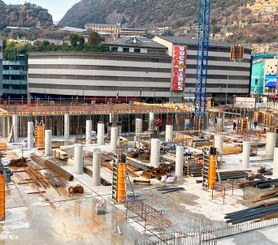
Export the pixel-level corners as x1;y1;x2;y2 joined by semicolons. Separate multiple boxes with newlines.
171;45;187;91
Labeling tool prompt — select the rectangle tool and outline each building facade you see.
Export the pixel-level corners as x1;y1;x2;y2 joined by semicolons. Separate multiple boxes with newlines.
28;37;172;102
251;61;265;95
250;55;278;95
153;36;252;101
0;40;3;98
2;55;28;99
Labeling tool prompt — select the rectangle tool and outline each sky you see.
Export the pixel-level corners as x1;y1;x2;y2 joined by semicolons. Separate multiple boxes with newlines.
4;0;81;22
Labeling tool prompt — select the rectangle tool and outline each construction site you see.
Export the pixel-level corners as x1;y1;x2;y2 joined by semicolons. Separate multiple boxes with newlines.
0;100;278;245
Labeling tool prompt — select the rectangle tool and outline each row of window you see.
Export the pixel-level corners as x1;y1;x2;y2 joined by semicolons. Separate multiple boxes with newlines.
28;73;249;81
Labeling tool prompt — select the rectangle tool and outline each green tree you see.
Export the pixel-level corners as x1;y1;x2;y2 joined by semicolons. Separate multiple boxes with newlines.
88;32;101;45
69;33;85;48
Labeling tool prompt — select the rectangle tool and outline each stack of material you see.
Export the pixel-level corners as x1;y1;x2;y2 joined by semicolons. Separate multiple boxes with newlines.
173;135;192;146
185;161;202;177
218;170;248;181
244;178;278;189
222;145;242;155
225;200;278;224
26;166;50;189
253;188;278;203
156;186;185;194
141;162;175;180
9;158;28;167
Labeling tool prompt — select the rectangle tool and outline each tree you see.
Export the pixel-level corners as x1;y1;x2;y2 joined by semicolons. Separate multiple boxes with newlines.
69;33;85;47
88;31;101;45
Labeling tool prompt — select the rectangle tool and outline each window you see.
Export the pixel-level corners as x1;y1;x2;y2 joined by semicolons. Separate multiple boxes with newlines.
255;79;258;85
134;48;141;53
123;48;129;52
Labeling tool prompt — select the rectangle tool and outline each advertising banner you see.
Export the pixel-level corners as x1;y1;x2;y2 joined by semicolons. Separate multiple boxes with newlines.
171;45;187;91
265;74;277;87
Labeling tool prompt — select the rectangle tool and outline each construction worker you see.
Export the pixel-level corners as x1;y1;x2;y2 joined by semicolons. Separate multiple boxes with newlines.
233;121;237;131
156;118;162;132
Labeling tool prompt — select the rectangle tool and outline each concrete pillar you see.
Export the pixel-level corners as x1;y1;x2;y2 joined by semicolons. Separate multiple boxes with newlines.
45;130;52;156
273;148;278;178
109;113;113;123
148;112;155;132
110;127;118;151
7;116;11;136
150;138;160;167
135;118;142;141
2;117;6;138
92;148;101;186
64;114;70;140
86;120;92;145
165;125;173;142
266;132;276;158
97;122;105;145
74;144;83;174
216;118;223;131
242;142;250;170
214;134;224;163
12;115;18;142
27;121;34;149
175;146;184;177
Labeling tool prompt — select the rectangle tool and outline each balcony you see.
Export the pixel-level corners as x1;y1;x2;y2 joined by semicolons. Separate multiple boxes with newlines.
3;79;27;85
3;70;27;75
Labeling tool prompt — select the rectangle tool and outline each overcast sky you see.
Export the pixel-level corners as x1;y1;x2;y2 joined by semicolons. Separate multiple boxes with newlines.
4;0;80;22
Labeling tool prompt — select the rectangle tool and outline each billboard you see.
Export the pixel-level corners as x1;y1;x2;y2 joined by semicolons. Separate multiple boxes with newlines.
265;74;277;87
171;45;187;91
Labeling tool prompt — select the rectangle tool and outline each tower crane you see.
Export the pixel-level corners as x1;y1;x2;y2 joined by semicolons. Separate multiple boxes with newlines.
194;0;211;129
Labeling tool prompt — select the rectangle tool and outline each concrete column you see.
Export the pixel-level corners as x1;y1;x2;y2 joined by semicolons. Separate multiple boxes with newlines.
135;118;142;141
7;116;11;136
109;113;113;123
12;115;18;142
175;146;184;177
273;148;278;178
165;125;173;142
74;144;83;174
64;114;70;140
97;122;105;145
110;127;118;151
266;132;276;158
45;130;52;156
86;120;92;145
150;138;160;167
92;148;101;186
216;118;223;131
148;112;155;132
27;121;34;149
242;142;250;170
214;134;224;163
2;117;6;138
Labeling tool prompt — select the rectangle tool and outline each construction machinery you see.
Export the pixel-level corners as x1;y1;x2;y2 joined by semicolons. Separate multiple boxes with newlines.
194;0;211;130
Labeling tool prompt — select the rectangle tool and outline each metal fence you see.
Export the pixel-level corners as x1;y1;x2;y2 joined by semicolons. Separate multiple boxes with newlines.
137;218;278;245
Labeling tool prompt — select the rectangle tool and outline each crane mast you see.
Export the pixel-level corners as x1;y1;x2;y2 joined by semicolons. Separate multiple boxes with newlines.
194;0;211;129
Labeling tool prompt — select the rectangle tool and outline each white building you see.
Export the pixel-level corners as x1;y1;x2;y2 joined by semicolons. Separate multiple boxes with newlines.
153;36;252;100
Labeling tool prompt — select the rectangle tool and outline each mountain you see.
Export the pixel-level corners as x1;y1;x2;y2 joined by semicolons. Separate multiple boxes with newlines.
59;0;252;29
0;1;53;30
58;0;278;43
